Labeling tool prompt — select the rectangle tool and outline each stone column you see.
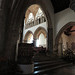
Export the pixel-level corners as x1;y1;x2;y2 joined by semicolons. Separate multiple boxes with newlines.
40;17;42;23
0;9;6;56
58;43;63;57
20;17;24;43
33;39;37;47
42;17;44;22
54;44;58;54
47;28;53;53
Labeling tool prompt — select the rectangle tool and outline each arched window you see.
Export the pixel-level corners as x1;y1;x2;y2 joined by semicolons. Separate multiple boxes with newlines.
24;31;33;43
26;13;34;24
35;8;44;19
35;8;45;24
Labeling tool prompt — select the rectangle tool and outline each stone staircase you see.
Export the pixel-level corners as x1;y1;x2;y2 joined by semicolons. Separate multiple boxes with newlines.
34;60;72;75
6;53;72;74
33;54;72;75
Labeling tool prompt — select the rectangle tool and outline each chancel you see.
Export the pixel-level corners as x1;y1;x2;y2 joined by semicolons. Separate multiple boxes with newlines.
1;0;75;74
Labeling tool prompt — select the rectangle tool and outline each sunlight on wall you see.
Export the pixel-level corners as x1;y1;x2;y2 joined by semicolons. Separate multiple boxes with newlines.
36;39;39;47
36;33;46;47
27;34;33;43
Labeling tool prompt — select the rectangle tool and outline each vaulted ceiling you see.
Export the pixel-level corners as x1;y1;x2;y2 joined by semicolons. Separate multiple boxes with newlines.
25;4;40;23
25;0;70;23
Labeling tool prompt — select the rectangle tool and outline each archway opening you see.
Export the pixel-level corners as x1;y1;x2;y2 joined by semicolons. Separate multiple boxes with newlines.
37;33;46;47
22;4;47;48
27;34;33;44
21;4;48;58
34;27;47;48
24;31;33;44
55;22;75;57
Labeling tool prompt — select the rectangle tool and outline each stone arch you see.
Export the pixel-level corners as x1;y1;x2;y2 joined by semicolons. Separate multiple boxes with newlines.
10;0;52;29
34;27;47;47
55;22;75;45
34;27;47;39
55;22;75;56
35;7;44;20
24;30;33;42
25;4;40;24
25;4;46;25
4;0;53;60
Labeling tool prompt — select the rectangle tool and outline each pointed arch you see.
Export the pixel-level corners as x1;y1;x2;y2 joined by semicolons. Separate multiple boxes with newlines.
25;4;40;24
4;0;53;60
55;22;75;45
24;30;33;40
34;27;47;39
26;12;34;23
35;8;44;20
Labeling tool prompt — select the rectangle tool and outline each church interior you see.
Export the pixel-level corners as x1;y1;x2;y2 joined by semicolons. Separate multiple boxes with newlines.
1;0;75;74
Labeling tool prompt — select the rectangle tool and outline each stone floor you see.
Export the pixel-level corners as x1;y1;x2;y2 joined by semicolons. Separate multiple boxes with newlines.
43;64;75;75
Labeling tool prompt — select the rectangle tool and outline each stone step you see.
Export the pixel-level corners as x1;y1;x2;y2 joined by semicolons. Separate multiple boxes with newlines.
34;62;67;71
34;59;63;66
34;58;72;75
33;53;59;62
34;63;72;75
33;57;61;62
15;59;72;75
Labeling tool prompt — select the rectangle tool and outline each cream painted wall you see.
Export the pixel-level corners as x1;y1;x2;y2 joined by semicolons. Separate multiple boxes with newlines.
54;8;75;39
38;33;46;47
